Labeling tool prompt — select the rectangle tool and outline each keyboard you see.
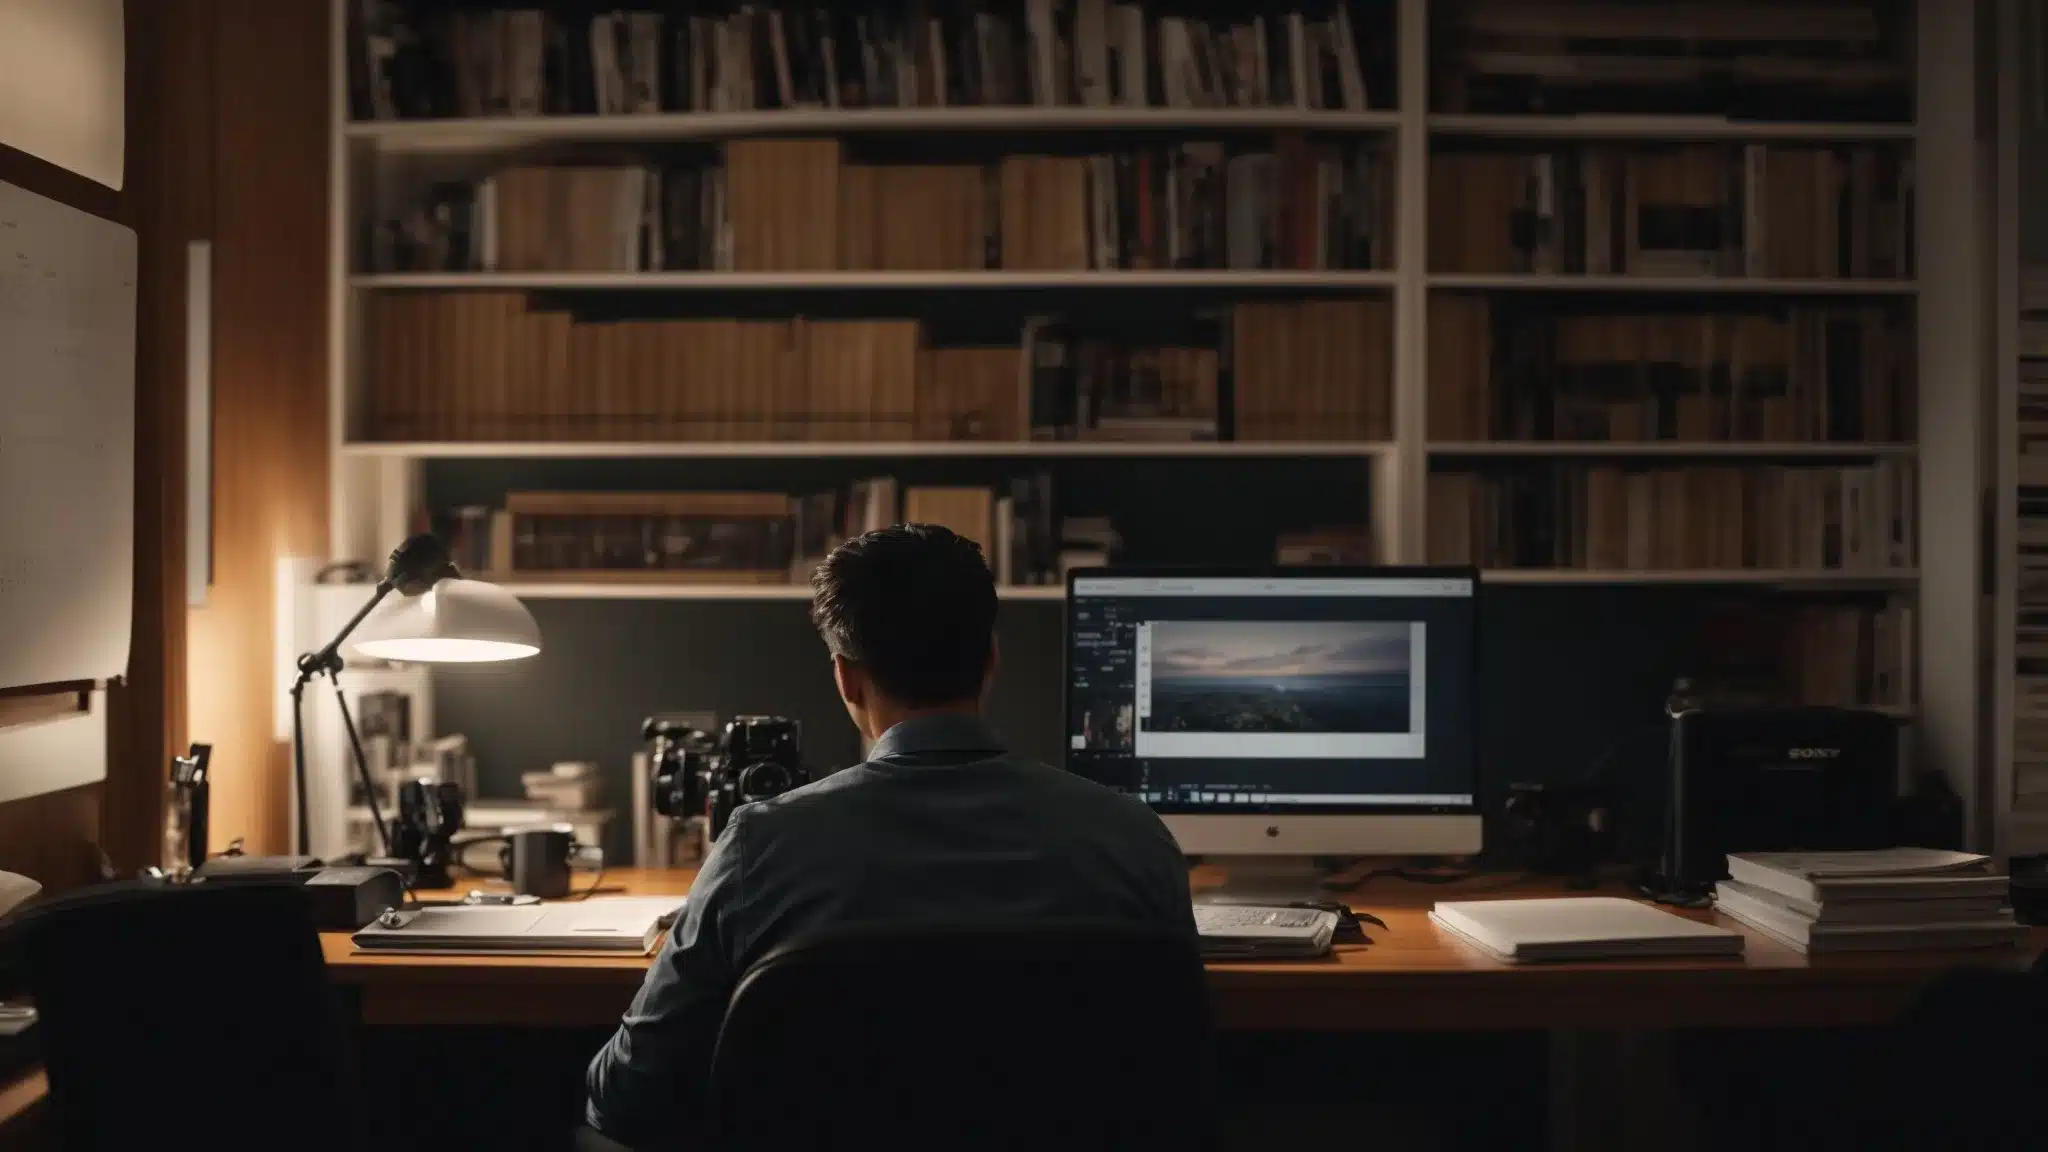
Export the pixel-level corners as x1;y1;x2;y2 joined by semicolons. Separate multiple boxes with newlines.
1195;905;1328;932
1193;903;1339;959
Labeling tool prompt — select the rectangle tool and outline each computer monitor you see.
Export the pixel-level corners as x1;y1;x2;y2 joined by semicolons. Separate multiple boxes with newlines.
1064;568;1481;870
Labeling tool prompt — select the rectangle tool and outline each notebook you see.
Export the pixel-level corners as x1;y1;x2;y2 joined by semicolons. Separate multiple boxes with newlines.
352;896;684;955
1724;849;1999;906
1429;897;1745;963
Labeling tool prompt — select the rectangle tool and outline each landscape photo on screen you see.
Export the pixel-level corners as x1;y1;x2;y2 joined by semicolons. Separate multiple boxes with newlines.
1142;620;1414;735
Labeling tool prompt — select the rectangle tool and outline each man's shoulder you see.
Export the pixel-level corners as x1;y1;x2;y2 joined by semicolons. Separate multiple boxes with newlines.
738;751;1156;825
737;764;881;822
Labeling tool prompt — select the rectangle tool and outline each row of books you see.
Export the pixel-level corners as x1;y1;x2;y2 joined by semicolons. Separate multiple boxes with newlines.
368;136;1392;275
2014;264;2048;805
1429;144;1913;281
1692;598;1914;714
1432;0;1910;122
438;476;1080;588
362;292;1391;443
439;483;1367;591
350;1;1387;121
1424;461;1918;573
1429;297;1914;443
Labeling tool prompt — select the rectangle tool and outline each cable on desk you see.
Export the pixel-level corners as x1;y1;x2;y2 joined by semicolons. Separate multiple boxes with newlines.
1324;857;1486;892
575;858;608;899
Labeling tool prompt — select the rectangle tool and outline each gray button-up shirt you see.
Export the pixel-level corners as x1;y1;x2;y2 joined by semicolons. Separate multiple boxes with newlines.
584;711;1195;1148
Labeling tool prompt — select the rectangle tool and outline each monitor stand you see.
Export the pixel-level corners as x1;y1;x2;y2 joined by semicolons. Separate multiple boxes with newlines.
1197;856;1342;906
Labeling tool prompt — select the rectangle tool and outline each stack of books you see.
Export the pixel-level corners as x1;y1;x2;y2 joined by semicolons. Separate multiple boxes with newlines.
1714;848;2025;954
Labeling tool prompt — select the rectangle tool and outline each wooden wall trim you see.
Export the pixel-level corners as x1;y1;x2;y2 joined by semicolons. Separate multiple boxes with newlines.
0;0;375;876
0;2;194;887
0;685;91;729
100;0;206;875
184;0;330;855
0;138;119;226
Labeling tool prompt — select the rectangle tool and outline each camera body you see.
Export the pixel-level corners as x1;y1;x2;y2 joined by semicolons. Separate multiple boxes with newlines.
645;715;807;841
389;778;465;888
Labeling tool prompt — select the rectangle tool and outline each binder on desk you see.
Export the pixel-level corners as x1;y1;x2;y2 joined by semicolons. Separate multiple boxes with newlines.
351;897;683;956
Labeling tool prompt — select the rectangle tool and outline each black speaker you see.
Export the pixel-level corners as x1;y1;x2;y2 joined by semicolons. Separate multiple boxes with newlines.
1661;707;1900;895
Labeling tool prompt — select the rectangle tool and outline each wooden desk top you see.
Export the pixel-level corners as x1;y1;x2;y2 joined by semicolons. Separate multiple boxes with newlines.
322;868;2042;1032
0;1067;47;1131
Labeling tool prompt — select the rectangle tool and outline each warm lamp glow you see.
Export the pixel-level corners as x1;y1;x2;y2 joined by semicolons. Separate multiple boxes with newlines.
350;637;539;664
346;578;541;665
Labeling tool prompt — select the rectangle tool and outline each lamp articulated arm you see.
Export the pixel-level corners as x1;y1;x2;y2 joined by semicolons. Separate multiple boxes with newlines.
290;535;457;856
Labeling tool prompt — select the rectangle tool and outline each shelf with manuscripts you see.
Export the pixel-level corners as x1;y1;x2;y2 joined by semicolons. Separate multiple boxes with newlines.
1425;140;1915;286
327;0;1950;594
345;1;1401;132
1426;460;1920;575
350;292;1394;446
356;135;1397;281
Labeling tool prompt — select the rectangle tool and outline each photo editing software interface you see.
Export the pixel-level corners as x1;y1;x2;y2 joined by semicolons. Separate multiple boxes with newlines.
1066;573;1477;814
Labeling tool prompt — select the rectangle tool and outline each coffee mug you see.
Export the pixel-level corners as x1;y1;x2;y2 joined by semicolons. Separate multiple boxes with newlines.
501;823;574;899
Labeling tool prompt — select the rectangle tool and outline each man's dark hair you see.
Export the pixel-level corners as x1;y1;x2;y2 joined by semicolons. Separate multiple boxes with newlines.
809;523;997;707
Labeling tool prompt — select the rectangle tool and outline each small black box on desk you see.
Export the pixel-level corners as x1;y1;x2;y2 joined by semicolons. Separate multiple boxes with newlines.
191;858;404;931
1663;707;1899;894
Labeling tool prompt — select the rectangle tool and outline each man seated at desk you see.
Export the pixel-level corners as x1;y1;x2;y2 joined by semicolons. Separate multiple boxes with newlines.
585;524;1196;1149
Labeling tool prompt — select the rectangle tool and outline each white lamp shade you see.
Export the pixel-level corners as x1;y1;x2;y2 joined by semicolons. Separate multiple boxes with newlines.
347;578;542;664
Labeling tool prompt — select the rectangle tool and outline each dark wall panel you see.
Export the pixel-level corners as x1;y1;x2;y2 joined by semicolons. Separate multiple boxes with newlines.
436;584;1723;867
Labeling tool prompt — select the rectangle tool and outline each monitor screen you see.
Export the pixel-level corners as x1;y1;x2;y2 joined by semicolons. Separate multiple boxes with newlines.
1064;569;1477;815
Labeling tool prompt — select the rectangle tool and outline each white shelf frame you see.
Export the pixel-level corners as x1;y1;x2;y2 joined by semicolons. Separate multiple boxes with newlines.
346;106;1403;151
1480;569;1921;587
352;270;1398;291
1427;114;1917;141
327;2;1975;839
1427;441;1918;458
498;572;1915;597
341;440;1394;460
1915;0;1988;848
1994;0;2041;856
494;581;1067;602
1427;274;1917;295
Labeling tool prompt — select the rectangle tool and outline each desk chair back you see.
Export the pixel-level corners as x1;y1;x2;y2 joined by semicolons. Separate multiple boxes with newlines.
705;920;1216;1152
13;881;360;1152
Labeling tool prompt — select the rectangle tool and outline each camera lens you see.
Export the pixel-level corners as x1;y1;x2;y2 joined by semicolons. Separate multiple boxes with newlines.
738;759;793;801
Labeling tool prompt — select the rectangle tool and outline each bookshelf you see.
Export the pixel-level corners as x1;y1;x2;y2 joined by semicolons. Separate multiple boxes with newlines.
328;0;1987;835
1996;0;2044;856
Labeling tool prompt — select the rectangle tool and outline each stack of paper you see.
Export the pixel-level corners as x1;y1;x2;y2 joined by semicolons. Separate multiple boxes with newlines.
1430;897;1743;963
352;896;683;955
1714;848;2024;954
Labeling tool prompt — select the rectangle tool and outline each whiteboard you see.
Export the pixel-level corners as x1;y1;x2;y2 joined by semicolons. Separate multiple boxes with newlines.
0;178;136;692
0;0;125;190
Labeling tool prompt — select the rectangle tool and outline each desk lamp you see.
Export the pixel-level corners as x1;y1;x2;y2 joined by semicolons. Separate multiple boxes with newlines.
290;534;540;858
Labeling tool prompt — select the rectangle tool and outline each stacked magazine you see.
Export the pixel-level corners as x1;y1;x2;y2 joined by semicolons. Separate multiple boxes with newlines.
1714;848;2024;954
